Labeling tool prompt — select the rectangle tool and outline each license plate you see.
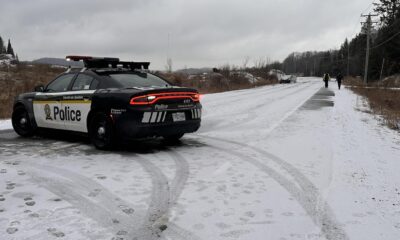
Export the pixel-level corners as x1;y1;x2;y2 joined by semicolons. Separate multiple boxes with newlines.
172;112;186;122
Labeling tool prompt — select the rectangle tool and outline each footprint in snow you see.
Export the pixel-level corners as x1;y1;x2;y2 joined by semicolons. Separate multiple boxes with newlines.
282;212;294;217
0;169;7;173
6;227;18;234
47;228;65;238
112;219;120;224
96;174;107;180
216;222;231;229
24;197;36;206
116;230;128;235
29;213;40;218
0;195;5;201
119;205;134;215
6;182;16;190
88;189;101;197
192;223;205;230
220;229;251;238
244;211;255;218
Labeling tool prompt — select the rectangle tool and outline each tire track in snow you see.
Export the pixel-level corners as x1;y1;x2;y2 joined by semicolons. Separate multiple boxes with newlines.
167;151;190;204
202;81;316;132
134;152;200;240
194;135;349;240
133;156;171;240
26;169;138;238
4;148;197;240
165;151;201;240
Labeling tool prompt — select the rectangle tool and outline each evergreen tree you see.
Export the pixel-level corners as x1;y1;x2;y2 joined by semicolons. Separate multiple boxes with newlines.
0;36;4;54
374;0;400;26
6;39;14;57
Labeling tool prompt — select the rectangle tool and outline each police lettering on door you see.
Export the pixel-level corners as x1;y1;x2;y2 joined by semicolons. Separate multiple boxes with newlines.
44;104;81;121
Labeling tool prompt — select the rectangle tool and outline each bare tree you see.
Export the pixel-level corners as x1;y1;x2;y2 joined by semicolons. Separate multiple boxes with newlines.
165;58;173;73
242;56;250;69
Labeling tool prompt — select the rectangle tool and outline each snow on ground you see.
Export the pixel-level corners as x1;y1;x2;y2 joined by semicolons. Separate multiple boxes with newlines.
0;78;399;240
0;120;11;130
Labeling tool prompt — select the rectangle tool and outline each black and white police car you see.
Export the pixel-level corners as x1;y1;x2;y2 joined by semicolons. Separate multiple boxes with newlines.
11;56;202;149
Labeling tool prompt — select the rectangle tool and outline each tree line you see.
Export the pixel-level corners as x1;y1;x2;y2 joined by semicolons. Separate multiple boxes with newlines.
278;0;399;81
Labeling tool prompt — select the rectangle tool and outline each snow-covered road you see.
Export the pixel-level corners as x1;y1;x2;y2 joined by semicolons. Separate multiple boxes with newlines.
0;77;399;240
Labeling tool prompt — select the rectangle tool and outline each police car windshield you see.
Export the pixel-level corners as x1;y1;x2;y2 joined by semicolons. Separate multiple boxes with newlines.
108;73;170;88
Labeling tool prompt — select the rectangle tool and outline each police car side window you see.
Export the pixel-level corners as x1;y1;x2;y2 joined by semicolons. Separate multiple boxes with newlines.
46;74;75;92
72;74;96;91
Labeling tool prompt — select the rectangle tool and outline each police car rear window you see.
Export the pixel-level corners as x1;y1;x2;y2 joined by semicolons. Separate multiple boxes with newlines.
108;73;170;88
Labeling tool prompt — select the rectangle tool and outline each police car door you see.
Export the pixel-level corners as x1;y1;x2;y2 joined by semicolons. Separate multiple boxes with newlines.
63;73;98;133
33;73;76;130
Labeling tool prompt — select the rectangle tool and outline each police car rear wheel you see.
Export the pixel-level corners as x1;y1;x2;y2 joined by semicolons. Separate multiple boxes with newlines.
12;106;35;137
90;114;115;150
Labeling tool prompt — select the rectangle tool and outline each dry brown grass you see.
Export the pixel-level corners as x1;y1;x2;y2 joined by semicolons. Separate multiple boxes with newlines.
157;72;278;94
0;64;64;119
343;76;365;87
344;75;400;130
351;87;400;130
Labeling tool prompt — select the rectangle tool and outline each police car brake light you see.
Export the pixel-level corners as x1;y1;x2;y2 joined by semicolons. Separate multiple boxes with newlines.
130;92;200;105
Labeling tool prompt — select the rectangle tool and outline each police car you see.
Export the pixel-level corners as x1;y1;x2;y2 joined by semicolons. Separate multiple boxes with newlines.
11;56;202;149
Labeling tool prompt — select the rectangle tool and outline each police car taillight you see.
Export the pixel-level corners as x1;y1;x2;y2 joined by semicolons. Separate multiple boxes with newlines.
130;92;200;105
192;93;201;101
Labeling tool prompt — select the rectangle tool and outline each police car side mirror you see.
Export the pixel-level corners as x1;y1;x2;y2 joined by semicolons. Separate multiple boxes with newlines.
34;85;45;92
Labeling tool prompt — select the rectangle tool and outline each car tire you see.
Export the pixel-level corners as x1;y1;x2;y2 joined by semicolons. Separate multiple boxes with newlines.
162;133;184;143
90;113;115;150
12;106;36;137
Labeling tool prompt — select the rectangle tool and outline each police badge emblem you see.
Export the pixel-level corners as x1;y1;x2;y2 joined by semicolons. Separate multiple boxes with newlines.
44;104;52;120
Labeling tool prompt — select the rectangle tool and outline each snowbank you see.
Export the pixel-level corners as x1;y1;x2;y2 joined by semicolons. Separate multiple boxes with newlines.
0;119;12;130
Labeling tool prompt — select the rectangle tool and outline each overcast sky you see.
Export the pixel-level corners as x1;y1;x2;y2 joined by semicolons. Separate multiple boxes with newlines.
0;0;372;70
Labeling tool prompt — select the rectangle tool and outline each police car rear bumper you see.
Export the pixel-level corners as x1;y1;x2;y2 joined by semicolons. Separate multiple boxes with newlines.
117;119;201;139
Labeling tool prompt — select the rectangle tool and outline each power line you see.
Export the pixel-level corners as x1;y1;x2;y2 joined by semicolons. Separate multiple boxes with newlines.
361;0;376;15
371;30;400;49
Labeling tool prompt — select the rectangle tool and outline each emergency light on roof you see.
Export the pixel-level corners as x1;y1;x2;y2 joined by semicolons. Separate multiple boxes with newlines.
65;55;120;62
65;55;150;70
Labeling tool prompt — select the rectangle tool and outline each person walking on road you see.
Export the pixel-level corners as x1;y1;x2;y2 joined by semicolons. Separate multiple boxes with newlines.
323;73;330;88
336;73;343;90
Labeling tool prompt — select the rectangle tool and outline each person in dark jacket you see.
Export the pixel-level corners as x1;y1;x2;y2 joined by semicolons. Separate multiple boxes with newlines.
336;73;343;90
323;73;330;88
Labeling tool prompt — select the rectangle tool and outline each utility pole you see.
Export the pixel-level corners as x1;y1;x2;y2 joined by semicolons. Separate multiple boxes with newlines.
361;13;378;84
379;58;385;81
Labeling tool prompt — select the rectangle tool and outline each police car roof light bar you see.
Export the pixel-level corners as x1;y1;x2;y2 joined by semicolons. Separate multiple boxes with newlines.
65;56;150;70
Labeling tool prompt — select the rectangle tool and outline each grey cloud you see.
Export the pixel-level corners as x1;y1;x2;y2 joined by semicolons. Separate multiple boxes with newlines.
0;0;367;69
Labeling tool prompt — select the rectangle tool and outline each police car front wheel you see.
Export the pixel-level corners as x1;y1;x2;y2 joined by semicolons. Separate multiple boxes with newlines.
12;106;36;137
90;114;115;150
